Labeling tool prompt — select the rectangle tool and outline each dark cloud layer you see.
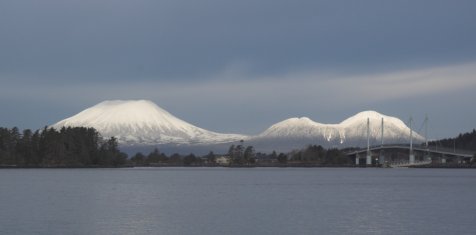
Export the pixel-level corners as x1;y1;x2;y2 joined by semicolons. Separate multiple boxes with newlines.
2;0;475;80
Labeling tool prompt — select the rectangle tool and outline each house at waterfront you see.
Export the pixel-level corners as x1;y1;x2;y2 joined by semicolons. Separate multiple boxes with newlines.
215;156;230;165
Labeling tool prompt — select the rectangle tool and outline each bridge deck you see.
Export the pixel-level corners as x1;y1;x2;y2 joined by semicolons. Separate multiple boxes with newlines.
345;144;474;158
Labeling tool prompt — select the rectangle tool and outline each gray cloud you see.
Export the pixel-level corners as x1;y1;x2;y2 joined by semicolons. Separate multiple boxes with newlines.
1;0;476;81
1;0;475;139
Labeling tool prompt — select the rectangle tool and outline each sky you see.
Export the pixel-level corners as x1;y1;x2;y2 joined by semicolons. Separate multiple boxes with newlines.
1;0;476;139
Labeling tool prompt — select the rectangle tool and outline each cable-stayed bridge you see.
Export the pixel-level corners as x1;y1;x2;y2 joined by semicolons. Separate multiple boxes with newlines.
345;144;474;167
343;115;475;167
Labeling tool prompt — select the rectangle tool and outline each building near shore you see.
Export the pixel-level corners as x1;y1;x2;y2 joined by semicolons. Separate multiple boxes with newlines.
215;156;230;165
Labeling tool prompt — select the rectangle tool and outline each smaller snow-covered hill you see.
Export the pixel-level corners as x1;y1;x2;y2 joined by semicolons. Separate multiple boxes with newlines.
250;111;424;151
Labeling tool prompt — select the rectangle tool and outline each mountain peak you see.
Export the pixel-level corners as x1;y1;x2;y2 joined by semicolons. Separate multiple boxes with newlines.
97;99;157;107
339;110;408;129
267;116;323;129
92;99;170;116
341;110;385;122
354;110;384;117
281;117;316;124
51;100;245;145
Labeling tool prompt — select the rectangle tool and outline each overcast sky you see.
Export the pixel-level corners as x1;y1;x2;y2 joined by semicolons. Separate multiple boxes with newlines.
1;0;475;139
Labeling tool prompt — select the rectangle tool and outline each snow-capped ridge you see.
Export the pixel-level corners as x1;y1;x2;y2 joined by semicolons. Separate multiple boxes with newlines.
254;110;424;147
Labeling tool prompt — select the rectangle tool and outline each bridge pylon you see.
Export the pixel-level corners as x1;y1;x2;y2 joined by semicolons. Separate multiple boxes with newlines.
379;117;385;165
409;117;415;164
366;118;371;165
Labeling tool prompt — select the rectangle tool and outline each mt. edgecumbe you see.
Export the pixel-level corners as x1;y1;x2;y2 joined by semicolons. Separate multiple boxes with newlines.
51;100;246;145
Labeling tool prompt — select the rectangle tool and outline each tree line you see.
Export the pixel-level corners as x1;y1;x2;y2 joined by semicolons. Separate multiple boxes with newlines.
129;148;207;166
430;129;476;151
288;145;352;165
129;144;352;166
227;140;256;164
0;126;366;167
0;126;127;167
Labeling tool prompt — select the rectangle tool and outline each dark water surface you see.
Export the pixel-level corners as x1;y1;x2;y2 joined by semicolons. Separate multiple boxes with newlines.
1;168;475;235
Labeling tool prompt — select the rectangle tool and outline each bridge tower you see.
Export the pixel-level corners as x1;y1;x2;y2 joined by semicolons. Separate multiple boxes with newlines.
379;117;385;165
424;114;431;161
409;117;415;164
366;117;372;165
424;114;429;148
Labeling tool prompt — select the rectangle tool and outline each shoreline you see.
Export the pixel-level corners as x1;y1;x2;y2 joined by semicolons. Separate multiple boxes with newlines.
2;163;475;169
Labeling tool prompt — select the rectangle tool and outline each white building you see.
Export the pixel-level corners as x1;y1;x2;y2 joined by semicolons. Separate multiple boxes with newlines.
215;156;230;165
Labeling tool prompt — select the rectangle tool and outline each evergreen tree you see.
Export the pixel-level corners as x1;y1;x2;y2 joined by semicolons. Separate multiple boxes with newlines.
131;152;146;166
99;137;126;166
277;153;287;163
169;153;182;163
234;144;244;164
147;148;162;164
243;146;255;163
206;151;216;164
183;153;197;166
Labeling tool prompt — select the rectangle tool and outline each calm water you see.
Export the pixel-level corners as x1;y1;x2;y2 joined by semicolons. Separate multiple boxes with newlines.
1;167;475;235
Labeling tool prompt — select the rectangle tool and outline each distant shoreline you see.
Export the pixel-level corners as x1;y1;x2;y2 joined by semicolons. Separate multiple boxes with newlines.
0;165;133;169
2;163;475;169
409;163;476;169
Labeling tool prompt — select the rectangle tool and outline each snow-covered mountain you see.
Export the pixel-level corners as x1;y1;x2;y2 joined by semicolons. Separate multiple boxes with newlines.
249;111;424;152
51;100;246;145
51;100;424;153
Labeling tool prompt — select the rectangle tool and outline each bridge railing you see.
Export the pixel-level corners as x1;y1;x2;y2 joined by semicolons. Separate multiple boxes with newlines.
345;144;475;158
389;159;432;168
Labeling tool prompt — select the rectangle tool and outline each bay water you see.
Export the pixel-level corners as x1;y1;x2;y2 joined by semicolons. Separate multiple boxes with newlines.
1;167;475;235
